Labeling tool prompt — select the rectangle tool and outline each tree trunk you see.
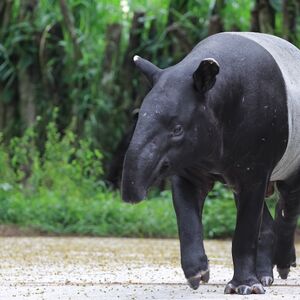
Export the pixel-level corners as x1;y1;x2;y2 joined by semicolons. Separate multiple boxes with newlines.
18;68;36;126
251;0;275;33
59;0;87;138
101;23;122;87
251;2;260;32
124;11;145;61
208;0;225;36
59;0;82;61
166;0;191;60
147;18;160;61
0;84;5;131
167;0;189;26
17;0;39;127
282;0;297;42
0;0;12;33
0;1;12;132
120;11;146;110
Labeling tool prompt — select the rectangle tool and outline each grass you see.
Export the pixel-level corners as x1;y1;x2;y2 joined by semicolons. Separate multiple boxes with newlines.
0;182;237;238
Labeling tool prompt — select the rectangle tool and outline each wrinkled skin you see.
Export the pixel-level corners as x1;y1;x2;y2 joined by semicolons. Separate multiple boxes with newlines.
121;33;299;295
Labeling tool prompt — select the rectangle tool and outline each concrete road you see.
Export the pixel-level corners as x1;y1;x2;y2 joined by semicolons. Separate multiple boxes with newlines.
0;237;299;299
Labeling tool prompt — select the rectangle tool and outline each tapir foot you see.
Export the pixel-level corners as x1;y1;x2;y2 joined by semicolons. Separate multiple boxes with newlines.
224;280;265;295
273;240;297;280
259;275;273;287
275;260;296;279
256;264;274;286
277;267;290;279
187;269;210;290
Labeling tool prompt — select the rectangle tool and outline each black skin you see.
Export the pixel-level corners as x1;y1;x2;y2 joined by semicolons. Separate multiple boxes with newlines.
255;202;275;286
172;172;276;291
121;33;298;295
274;174;300;278
171;174;213;289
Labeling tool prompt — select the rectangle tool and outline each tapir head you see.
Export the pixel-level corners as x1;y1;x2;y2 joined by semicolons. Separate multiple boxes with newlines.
121;55;220;202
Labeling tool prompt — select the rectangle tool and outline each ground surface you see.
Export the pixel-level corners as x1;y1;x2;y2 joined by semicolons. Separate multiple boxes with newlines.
0;237;299;299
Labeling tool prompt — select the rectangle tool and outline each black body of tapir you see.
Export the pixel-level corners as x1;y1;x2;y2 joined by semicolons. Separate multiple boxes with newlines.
121;32;300;295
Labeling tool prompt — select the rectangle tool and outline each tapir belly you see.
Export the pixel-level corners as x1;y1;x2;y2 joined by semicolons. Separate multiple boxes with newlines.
229;32;300;181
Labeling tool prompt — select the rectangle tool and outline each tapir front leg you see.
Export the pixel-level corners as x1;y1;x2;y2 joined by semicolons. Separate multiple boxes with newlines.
171;175;213;290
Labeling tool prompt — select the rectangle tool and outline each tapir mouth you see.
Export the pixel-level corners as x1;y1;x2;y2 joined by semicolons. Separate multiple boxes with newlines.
121;183;147;203
121;168;150;204
151;158;172;184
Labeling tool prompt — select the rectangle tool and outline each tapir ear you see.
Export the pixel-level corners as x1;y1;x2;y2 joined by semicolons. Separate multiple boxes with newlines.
133;55;162;85
193;58;220;93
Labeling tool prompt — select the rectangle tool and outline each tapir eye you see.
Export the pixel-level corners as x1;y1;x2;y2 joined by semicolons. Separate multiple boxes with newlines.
173;125;183;137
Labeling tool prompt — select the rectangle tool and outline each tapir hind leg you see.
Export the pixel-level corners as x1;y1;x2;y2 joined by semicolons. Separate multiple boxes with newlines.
273;175;300;279
225;174;268;295
256;202;275;286
171;175;213;290
233;195;275;287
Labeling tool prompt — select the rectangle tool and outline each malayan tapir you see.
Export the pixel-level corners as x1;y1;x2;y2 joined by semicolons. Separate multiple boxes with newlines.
121;32;300;295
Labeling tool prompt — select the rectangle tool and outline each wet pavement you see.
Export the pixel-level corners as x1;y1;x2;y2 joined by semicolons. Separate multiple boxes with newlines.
0;237;299;299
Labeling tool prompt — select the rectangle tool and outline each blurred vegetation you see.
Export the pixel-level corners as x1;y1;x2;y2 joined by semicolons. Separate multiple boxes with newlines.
0;118;281;238
0;0;300;237
0;117;236;237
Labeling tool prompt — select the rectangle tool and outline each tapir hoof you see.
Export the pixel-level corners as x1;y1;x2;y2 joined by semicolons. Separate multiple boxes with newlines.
187;269;210;290
277;267;290;279
260;276;273;287
224;282;265;295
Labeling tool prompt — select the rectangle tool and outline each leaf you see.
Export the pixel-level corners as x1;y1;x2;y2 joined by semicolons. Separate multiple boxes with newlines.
270;0;282;12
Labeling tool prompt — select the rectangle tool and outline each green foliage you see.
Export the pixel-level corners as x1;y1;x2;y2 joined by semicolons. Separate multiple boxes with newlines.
0;182;237;239
203;183;236;238
2;0;300;160
222;0;253;31
0;0;259;156
0;116;239;238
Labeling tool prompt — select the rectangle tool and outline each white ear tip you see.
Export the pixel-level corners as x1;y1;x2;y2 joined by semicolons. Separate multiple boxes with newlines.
133;55;140;62
204;58;219;66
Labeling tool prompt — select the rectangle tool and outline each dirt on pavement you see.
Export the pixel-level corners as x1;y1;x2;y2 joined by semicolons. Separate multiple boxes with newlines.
0;237;299;299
